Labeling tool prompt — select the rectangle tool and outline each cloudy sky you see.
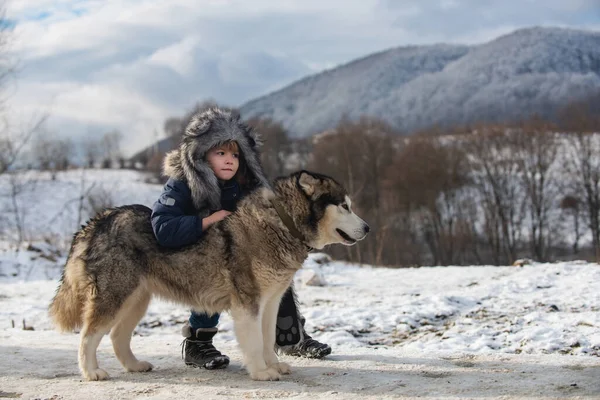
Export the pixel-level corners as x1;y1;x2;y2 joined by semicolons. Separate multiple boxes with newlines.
6;0;600;156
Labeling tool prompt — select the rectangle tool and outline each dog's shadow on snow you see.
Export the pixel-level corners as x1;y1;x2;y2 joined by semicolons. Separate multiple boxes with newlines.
2;344;600;397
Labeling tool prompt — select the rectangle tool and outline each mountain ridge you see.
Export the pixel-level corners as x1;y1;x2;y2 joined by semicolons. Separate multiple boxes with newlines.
239;26;600;137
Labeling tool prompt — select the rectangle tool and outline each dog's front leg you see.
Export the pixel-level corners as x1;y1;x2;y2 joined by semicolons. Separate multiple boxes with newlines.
262;293;291;375
231;306;281;381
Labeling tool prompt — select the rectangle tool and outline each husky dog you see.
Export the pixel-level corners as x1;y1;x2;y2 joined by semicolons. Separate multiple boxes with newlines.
49;170;369;381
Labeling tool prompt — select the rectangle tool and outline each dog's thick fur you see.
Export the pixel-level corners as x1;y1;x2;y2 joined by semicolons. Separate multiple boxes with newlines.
49;170;369;381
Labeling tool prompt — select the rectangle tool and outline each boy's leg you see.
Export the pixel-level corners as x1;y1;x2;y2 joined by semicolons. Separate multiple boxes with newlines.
182;311;230;369
188;311;220;330
275;285;332;359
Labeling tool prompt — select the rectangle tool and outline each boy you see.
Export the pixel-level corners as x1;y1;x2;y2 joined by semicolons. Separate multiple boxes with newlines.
151;108;331;370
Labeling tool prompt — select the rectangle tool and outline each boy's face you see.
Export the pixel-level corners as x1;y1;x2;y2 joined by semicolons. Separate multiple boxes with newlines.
206;145;240;181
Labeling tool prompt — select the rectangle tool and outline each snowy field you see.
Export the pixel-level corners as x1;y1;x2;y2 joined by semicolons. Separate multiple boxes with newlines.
1;252;599;399
1;170;600;399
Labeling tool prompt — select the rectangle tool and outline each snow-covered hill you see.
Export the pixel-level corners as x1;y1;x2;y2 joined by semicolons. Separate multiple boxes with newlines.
240;27;600;137
0;169;161;247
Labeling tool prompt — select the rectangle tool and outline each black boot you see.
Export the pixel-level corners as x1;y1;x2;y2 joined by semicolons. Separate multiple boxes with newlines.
279;328;332;359
275;286;332;359
181;325;230;369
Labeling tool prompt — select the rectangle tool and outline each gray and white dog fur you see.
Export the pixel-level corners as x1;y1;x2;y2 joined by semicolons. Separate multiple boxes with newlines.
49;108;370;382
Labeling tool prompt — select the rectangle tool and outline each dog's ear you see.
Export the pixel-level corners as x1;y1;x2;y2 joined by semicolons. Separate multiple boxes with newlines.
298;171;321;197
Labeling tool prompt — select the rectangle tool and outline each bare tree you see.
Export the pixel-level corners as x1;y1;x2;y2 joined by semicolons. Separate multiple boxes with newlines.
146;151;166;183
33;138;53;171
0;2;26;174
7;172;25;243
514;119;560;261
559;95;600;261
0;2;46;247
380;166;426;267
54;138;74;171
246;117;290;179
83;138;101;168
1;168;41;245
100;130;123;168
288;136;313;171
310;117;398;265
0;103;44;174
560;195;583;255
563;131;600;261
464;125;526;265
0;120;46;175
32;136;74;177
386;134;475;266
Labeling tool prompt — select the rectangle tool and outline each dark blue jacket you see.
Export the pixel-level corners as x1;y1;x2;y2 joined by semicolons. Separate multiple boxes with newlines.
151;177;242;248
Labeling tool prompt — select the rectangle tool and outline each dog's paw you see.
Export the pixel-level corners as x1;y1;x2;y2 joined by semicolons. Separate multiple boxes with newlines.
127;360;154;373
272;362;291;375
83;368;109;381
250;367;281;381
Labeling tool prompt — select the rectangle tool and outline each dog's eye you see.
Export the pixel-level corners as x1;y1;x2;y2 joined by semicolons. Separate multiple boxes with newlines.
341;204;349;211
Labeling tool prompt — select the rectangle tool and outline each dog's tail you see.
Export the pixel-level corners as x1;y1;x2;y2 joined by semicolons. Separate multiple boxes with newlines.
49;230;92;332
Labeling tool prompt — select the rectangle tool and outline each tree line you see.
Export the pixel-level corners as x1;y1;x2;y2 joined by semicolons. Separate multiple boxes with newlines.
142;97;600;267
3;93;599;267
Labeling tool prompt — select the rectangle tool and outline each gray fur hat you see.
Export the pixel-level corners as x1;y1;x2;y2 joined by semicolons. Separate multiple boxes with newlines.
163;107;270;211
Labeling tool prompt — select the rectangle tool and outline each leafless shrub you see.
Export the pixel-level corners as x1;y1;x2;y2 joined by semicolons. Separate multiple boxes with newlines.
86;185;115;216
246;117;291;179
32;135;74;177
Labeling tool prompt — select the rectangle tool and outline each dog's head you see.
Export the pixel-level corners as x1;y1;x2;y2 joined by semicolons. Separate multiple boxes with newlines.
274;170;370;250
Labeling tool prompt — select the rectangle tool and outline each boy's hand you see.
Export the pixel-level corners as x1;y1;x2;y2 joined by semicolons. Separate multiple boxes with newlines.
212;210;232;222
202;210;232;230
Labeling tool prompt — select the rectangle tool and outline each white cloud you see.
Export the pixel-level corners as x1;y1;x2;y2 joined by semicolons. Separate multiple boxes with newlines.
4;0;599;156
147;36;203;76
11;80;170;154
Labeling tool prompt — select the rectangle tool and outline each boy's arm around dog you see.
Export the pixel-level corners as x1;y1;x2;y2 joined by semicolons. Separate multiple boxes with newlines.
151;178;205;248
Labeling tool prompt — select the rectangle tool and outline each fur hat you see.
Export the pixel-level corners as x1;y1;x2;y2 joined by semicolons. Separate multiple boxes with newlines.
163;107;270;211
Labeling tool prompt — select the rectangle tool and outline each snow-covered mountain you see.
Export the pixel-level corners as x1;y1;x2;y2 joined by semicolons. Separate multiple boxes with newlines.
239;27;600;138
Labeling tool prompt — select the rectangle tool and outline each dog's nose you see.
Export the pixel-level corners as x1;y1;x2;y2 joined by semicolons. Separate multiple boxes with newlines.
363;224;370;234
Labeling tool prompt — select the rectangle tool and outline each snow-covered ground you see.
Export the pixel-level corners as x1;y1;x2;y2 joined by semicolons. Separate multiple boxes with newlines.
1;251;599;399
0;169;161;247
1;169;600;399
